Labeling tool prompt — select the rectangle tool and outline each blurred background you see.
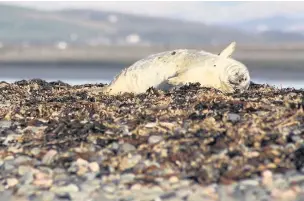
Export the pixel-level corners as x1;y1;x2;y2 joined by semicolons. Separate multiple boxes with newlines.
0;1;304;88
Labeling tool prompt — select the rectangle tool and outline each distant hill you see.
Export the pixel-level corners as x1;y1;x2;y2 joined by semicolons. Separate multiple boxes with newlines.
0;4;304;46
220;15;304;35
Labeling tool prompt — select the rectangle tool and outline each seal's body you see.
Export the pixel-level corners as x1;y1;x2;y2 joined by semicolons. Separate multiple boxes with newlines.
102;42;250;95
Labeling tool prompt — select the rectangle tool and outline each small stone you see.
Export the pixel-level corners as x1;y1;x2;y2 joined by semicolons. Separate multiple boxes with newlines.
3;134;20;145
289;174;304;184
0;120;12;128
14;156;32;164
20;172;34;185
76;158;89;166
271;188;297;201
120;125;132;135
0;160;3;167
68;163;78;173
69;192;90;201
4;162;15;171
103;184;116;193
42;150;57;165
262;170;273;189
145;122;157;128
227;113;241;122
111;142;119;150
4;155;14;160
176;189;192;198
131;183;142;191
120;173;135;183
6;178;18;188
119;154;141;171
16;185;37;196
118;143;136;154
80;181;100;193
169;176;179;184
240;179;259;186
82;172;95;181
187;190;203;201
30;148;41;156
50;184;79;194
39;191;55;201
88;162;100;172
33;172;53;188
148;135;163;144
18;165;32;175
7;146;23;153
154;197;162;201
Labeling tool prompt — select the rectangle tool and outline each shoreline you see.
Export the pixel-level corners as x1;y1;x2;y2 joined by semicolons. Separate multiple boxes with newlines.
1;45;304;63
0;80;303;201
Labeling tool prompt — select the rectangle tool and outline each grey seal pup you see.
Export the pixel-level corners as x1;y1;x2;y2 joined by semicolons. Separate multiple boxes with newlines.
101;42;250;95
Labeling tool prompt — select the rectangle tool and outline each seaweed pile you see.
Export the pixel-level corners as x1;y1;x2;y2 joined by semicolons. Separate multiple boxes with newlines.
0;79;303;201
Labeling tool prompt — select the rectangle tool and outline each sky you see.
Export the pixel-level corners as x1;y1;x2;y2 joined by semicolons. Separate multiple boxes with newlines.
4;1;304;24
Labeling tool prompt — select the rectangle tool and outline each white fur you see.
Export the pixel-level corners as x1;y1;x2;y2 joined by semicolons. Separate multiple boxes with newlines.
101;42;250;95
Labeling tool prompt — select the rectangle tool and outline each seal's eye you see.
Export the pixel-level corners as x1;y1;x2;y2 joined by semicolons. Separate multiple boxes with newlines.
213;64;216;67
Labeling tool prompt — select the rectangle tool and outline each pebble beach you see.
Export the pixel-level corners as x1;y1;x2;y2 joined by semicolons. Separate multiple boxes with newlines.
0;79;304;201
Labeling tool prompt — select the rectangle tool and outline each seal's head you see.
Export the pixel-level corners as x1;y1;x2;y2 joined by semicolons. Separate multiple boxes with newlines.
214;42;250;93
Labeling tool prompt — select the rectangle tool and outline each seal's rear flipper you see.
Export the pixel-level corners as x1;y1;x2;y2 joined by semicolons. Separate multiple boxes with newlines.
219;42;236;58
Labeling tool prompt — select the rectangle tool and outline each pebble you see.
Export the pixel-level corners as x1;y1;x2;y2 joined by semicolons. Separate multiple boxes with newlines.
169;176;179;184
20;172;34;185
50;184;79;194
38;191;55;201
120;173;135;183
33;172;53;188
111;142;120;150
42;150;57;165
4;161;15;171
18;165;33;175
16;185;37;196
187;190;203;201
176;188;192;199
88;162;100;172
69;192;90;201
227;113;241;122
87;171;100;180
30;148;41;156
148;135;163;144
119;154;142;170
145;122;157;128
262;170;273;189
0;120;12;128
14;156;32;165
6;178;19;188
3;134;20;145
118;143;136;154
240;179;259;186
131;183;142;191
289;174;304;184
103;184;116;193
76;158;88;166
80;181;100;193
4;155;14;160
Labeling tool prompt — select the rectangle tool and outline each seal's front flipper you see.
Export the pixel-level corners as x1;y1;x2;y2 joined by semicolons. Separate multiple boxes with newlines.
167;71;191;86
167;67;201;86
